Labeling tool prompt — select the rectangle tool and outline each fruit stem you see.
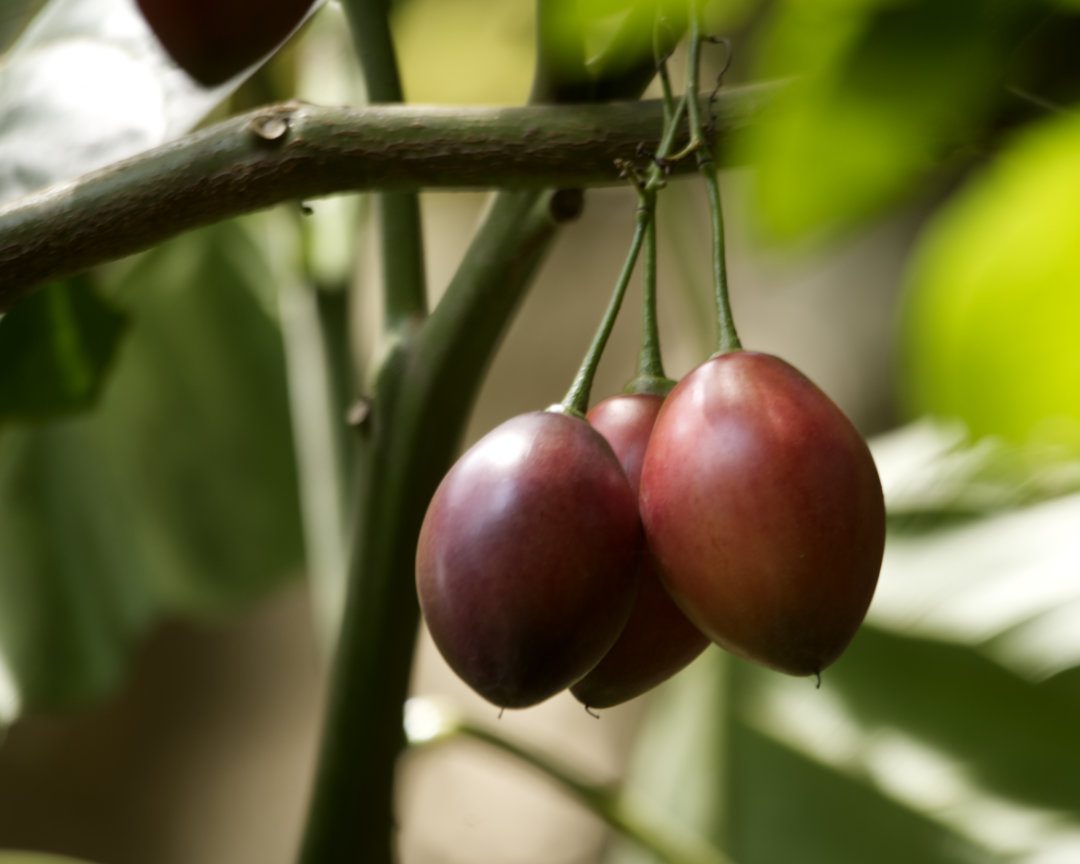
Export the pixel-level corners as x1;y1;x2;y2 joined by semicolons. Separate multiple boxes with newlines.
560;203;651;416
686;1;742;355
631;198;675;394
629;50;682;396
561;69;689;415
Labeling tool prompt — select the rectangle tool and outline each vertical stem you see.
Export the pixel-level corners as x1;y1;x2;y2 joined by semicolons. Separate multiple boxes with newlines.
686;3;741;355
635;192;667;384
656;43;677;124
377;191;428;329
639;53;680;386
279;276;349;650
701;169;739;355
298;1;426;861
342;0;427;329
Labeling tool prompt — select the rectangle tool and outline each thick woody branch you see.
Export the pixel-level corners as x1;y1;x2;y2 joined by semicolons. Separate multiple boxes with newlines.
0;86;772;309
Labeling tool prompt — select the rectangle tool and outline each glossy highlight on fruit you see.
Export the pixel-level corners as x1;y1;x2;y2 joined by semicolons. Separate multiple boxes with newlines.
416;410;642;708
136;0;317;86
639;351;885;676
571;394;708;708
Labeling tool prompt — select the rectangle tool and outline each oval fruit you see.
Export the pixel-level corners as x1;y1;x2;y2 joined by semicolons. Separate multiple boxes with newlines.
639;351;885;676
416;410;641;708
136;0;317;86
571;394;708;708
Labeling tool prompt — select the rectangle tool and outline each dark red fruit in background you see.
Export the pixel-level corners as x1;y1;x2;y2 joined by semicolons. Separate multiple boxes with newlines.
639;351;885;677
136;0;317;86
416;411;641;709
570;394;708;709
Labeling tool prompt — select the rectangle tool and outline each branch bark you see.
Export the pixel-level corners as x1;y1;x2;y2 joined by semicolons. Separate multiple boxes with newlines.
0;86;773;309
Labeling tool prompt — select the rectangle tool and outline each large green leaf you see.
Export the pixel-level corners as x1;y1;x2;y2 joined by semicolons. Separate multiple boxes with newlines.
738;0;1039;241
901;107;1080;455
0;221;303;721
610;423;1080;864
0;277;127;420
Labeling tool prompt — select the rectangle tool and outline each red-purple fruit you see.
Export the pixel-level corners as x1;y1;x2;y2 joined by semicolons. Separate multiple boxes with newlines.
136;0;317;86
639;351;885;677
416;410;642;708
571;394;708;708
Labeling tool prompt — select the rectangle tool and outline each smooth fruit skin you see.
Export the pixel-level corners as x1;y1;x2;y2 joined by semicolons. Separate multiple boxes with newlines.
136;0;317;85
639;352;885;676
570;394;708;708
416;410;641;708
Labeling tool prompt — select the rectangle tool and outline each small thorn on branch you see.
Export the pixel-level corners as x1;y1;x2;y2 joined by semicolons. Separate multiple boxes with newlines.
249;111;292;145
346;397;372;428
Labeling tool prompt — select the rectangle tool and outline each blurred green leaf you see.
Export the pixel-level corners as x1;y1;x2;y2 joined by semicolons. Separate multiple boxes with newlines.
0;221;303;720
104;223;304;612
1005;11;1080;115
546;0;684;71
901;108;1080;455
739;0;1036;241
0;0;44;55
0;277;127;420
395;0;535;103
543;0;754;84
0;855;101;864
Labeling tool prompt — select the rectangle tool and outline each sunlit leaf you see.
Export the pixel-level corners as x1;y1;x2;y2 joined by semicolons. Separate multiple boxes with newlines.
874;422;1080;530
739;0;1037;241
612;423;1080;864
0;0;307;204
901;108;1080;455
728;704;987;864
739;660;1080;863
0;277;127;420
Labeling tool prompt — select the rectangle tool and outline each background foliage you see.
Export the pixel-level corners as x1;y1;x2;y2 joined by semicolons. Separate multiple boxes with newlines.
1;0;1079;862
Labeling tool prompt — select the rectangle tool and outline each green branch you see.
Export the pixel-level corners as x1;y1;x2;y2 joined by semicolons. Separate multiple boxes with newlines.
296;0;427;859
0;88;774;310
